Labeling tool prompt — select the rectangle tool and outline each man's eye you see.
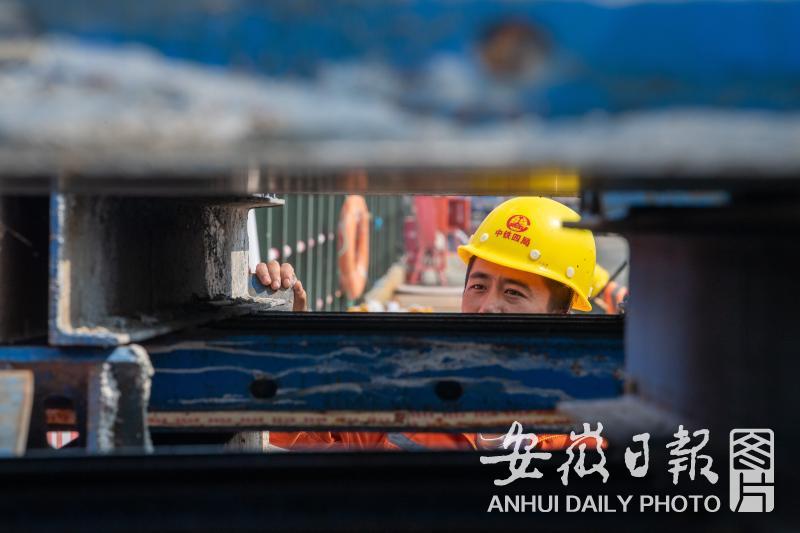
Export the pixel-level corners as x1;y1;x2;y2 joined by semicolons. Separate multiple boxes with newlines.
469;284;485;290
505;289;525;297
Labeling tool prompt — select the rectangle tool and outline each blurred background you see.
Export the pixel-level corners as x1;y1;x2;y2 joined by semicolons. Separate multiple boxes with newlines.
3;0;799;173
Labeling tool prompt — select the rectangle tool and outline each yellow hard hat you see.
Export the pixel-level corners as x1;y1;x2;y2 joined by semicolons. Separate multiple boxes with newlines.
592;264;610;298
457;197;596;311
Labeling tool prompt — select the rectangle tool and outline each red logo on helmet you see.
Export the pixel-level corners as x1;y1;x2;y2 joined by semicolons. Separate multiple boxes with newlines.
506;214;531;233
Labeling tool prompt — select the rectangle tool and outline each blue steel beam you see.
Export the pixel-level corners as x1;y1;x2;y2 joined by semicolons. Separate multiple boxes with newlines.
4;2;800;189
0;346;146;450
23;0;800;116
145;314;623;431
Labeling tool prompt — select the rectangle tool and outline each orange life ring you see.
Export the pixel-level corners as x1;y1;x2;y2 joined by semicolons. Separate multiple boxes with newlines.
338;195;370;300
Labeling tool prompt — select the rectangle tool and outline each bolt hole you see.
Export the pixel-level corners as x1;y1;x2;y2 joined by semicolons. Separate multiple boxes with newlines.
434;380;463;402
249;377;278;399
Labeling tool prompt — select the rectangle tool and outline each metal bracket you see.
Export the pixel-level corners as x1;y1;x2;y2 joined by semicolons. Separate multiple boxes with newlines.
49;193;285;346
86;345;154;453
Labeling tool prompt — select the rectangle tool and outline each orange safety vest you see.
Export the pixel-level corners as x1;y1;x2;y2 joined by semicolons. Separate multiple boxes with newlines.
601;280;628;314
267;431;583;452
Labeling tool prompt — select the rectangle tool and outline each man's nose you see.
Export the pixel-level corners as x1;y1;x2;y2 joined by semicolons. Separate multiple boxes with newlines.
477;295;505;314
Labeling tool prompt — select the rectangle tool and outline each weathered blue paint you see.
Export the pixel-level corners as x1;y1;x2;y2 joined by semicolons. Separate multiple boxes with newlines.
593;191;733;221
0;346;112;363
0;345;153;450
147;330;623;412
0;317;622;434
24;0;800;117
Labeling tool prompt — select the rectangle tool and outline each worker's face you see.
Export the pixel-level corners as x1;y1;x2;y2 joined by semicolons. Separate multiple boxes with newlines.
461;257;556;314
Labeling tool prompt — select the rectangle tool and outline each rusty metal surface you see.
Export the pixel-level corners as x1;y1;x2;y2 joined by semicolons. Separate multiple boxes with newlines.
86;346;154;453
148;409;574;433
1;345;155;452
145;313;624;432
0;347;109;449
49;194;285;346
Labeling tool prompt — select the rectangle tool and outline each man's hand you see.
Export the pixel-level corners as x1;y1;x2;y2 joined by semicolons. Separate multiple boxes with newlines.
254;260;307;312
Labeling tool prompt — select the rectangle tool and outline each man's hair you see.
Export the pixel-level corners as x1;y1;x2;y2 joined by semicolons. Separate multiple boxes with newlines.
464;256;573;314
